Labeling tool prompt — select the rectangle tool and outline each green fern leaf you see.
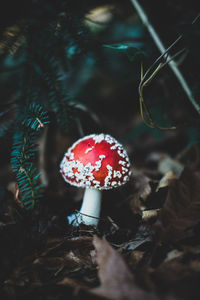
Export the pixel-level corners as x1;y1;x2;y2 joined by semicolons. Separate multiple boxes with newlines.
11;103;49;210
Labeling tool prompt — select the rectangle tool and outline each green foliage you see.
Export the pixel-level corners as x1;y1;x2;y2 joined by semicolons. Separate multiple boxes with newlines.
0;0;101;212
11;103;49;210
34;52;77;132
22;103;49;131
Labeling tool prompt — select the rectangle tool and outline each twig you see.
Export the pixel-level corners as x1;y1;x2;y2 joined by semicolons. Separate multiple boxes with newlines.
138;49;187;130
130;0;200;115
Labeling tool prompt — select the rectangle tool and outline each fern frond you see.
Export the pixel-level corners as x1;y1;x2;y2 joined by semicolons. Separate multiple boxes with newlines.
16;164;42;210
11;131;36;173
11;103;49;210
22;103;49;131
37;54;76;132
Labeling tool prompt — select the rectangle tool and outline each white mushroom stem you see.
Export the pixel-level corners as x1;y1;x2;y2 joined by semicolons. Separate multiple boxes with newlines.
79;188;101;226
67;188;101;226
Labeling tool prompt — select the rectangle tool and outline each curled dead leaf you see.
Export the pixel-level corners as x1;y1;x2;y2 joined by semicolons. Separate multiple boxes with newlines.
156;171;176;192
154;168;200;243
91;235;157;300
130;169;152;214
142;209;160;222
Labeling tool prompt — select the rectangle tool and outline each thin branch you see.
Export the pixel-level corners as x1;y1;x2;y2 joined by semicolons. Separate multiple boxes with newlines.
130;0;200;115
139;63;176;130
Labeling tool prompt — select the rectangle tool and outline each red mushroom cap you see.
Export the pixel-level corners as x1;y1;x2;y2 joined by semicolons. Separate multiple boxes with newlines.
60;134;131;190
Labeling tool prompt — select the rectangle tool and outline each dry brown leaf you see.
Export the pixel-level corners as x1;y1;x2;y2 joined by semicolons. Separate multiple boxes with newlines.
142;209;160;222
91;235;157;300
152;259;200;300
56;277;106;300
57;277;90;291
164;249;184;263
130;169;152;214
176;145;200;170
156;171;176;192
154;168;200;243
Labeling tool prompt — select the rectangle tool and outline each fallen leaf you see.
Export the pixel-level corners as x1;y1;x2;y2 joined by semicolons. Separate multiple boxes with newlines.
57;277;90;291
128;250;145;268
142;209;160;222
156;171;176;192
164;249;184;262
130;169;152;214
91;235;156;300
154;168;200;243
176;145;200;170
158;155;184;177
152;259;200;300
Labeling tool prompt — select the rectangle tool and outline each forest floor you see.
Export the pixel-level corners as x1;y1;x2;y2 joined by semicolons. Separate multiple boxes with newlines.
1;138;200;300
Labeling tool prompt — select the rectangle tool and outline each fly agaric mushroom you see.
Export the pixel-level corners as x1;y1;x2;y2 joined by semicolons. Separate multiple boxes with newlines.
60;133;131;226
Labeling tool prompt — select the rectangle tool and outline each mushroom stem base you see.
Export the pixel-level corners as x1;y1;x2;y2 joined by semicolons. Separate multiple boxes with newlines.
67;188;101;226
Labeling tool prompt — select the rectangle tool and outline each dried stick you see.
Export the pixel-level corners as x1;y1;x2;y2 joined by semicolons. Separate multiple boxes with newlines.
130;0;200;115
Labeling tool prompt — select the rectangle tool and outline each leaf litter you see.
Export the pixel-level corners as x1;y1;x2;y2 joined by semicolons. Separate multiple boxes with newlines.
1;146;200;300
1;133;200;300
